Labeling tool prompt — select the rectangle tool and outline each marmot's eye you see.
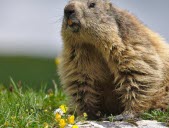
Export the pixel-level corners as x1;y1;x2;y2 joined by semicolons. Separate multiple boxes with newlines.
89;3;96;8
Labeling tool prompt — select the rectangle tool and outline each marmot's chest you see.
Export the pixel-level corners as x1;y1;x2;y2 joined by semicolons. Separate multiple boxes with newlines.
72;44;111;82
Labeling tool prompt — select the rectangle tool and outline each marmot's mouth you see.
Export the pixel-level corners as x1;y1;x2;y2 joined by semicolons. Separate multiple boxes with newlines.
67;18;81;33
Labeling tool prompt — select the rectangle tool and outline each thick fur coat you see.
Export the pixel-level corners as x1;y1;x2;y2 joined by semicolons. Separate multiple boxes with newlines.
59;0;169;120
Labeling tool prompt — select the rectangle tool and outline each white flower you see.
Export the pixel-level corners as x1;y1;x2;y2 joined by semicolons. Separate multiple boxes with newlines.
54;108;64;115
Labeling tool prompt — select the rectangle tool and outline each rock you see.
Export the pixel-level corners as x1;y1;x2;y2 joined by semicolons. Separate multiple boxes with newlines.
67;120;168;128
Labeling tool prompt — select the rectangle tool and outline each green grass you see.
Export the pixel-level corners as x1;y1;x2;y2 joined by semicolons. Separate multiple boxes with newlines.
141;110;169;124
0;56;60;89
0;80;68;128
1;81;169;128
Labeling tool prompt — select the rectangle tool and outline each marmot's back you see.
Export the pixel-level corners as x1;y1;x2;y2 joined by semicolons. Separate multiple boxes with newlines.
59;0;169;120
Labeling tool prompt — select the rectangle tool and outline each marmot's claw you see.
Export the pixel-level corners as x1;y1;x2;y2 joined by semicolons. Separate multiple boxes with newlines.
113;112;136;121
113;114;124;121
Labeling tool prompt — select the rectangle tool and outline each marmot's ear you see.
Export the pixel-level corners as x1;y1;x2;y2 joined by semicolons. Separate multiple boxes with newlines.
107;2;117;13
105;1;113;11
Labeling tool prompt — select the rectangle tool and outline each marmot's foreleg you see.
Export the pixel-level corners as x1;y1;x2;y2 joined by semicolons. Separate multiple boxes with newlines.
65;78;101;120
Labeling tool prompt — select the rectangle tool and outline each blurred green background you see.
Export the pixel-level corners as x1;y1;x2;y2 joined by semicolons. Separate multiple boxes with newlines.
0;56;60;89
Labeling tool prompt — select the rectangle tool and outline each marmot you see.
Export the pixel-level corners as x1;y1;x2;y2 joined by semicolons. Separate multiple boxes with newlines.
58;0;169;120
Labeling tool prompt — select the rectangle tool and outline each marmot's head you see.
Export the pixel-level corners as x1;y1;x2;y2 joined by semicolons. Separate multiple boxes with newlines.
62;0;119;44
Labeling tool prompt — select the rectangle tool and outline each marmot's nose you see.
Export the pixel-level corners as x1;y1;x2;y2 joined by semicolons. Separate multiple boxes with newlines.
64;3;76;18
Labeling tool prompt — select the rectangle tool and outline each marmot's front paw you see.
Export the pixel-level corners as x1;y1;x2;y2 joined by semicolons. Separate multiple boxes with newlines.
113;111;137;121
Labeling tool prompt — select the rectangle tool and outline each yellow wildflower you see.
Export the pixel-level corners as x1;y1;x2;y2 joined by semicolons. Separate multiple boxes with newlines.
30;109;34;113
44;109;48;112
55;58;61;65
83;112;88;118
68;115;75;124
44;122;49;128
72;125;79;128
49;93;54;97
59;119;66;128
55;113;61;122
4;121;9;127
59;105;68;113
11;116;16;120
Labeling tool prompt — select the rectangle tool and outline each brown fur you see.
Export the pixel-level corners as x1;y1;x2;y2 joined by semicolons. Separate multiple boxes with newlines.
58;0;169;120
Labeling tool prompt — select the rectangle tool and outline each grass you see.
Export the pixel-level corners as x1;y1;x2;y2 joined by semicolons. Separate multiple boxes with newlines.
141;110;169;124
0;79;68;128
0;56;60;89
1;80;169;128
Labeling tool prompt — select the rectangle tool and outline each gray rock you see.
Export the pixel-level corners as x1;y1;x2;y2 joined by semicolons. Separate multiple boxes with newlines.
67;120;168;128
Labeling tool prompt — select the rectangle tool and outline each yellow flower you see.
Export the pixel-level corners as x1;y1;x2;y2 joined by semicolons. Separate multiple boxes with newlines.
44;109;48;112
11;116;16;120
30;109;34;113
59;119;66;128
4;121;9;127
68;115;75;124
83;112;88;118
49;93;54;97
59;105;68;113
55;58;61;65
55;113;61;122
44;122;49;128
72;125;79;128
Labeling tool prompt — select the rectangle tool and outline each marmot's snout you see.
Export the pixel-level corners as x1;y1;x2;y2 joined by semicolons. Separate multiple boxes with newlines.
64;2;81;33
64;3;76;19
